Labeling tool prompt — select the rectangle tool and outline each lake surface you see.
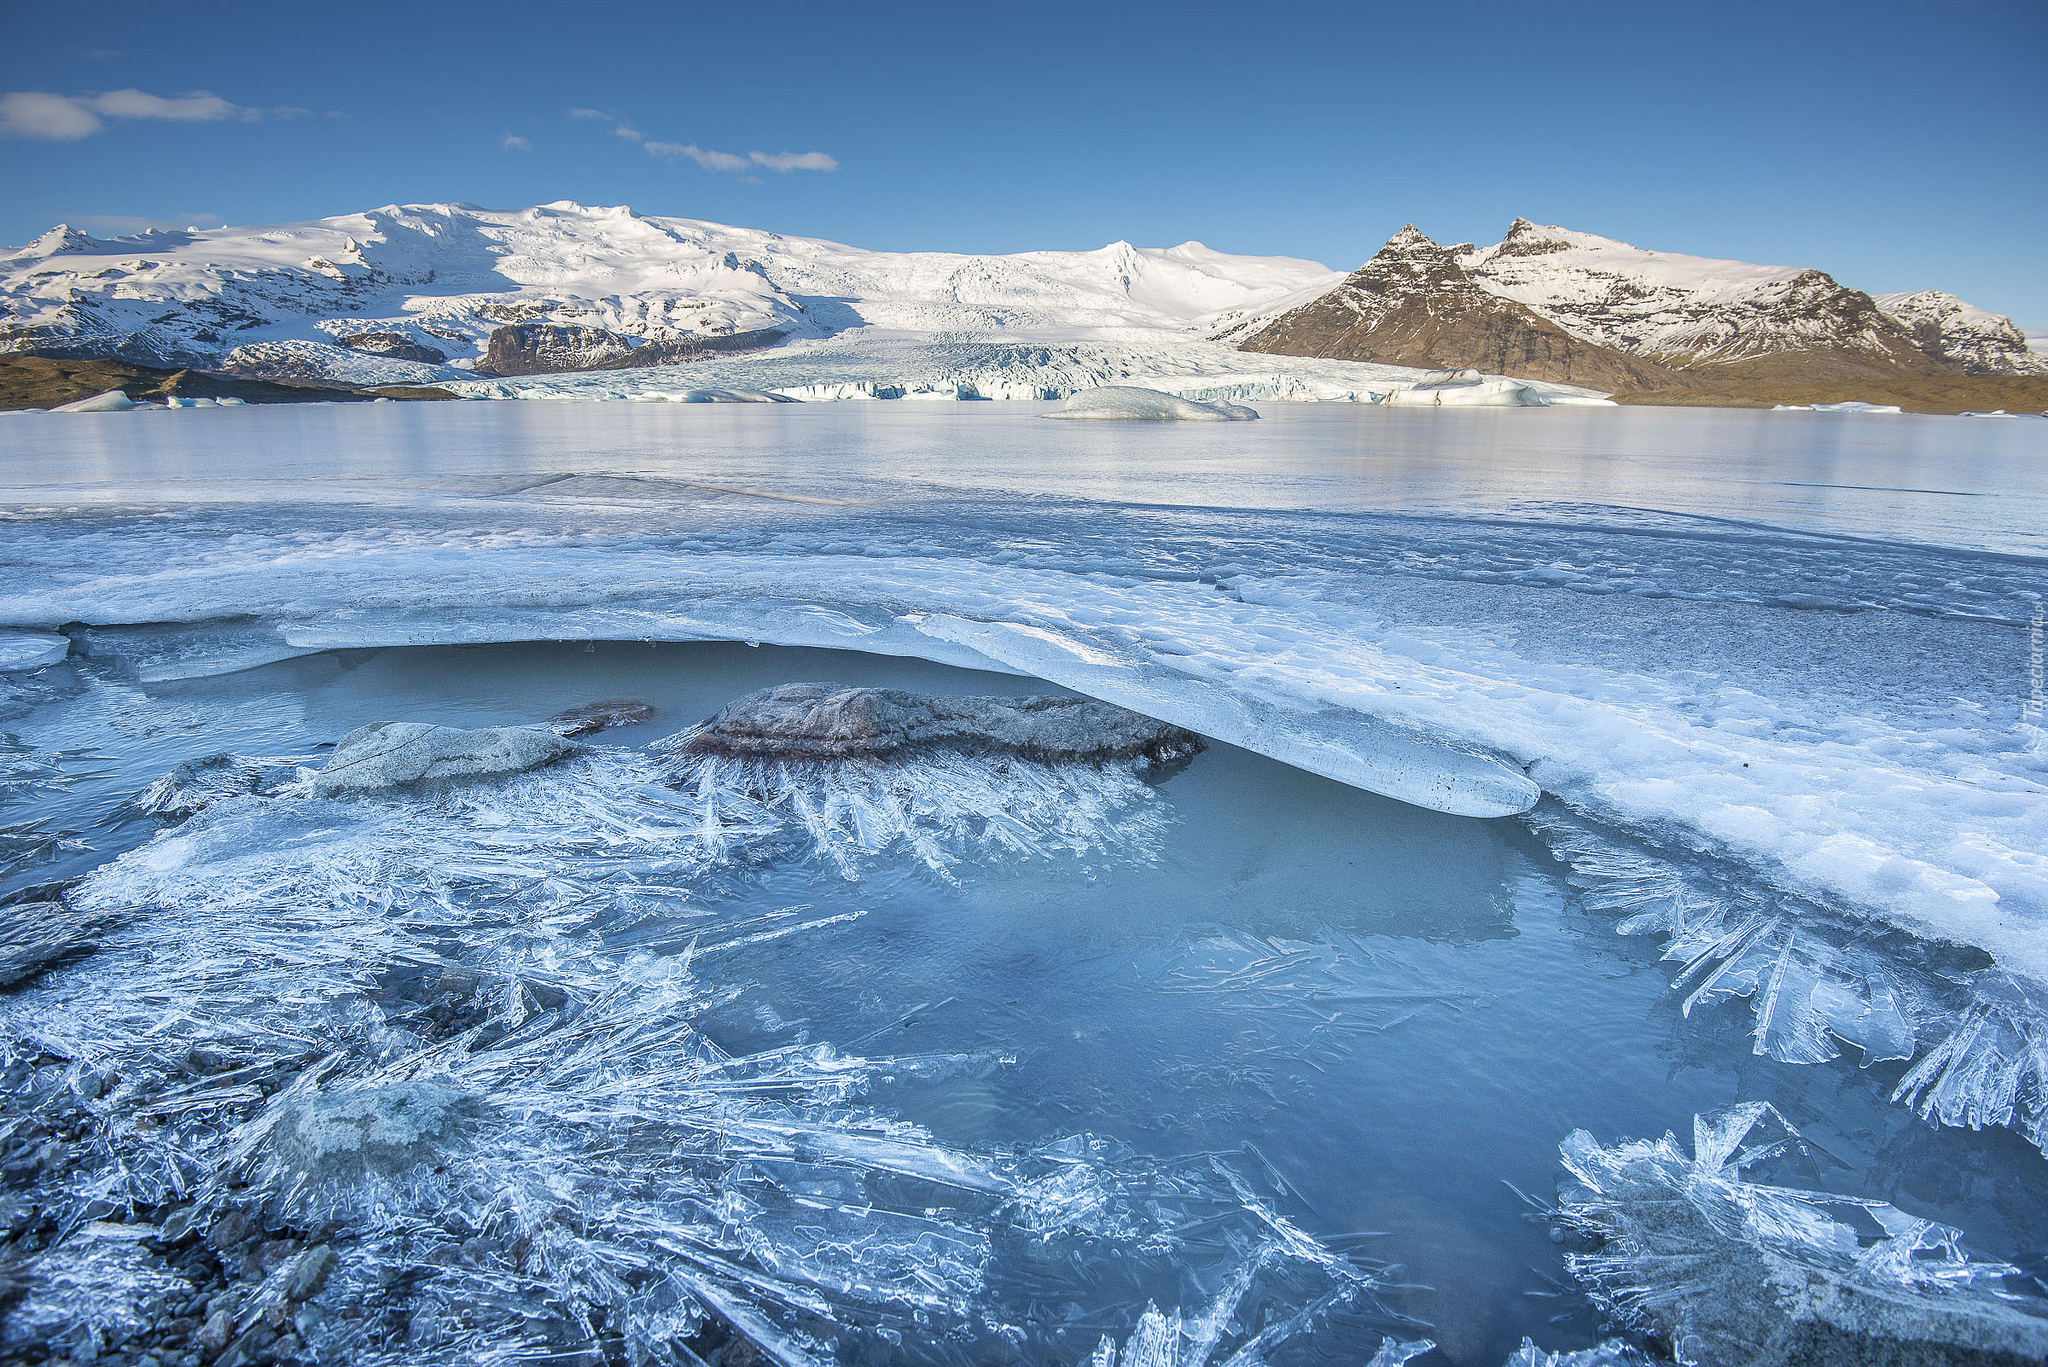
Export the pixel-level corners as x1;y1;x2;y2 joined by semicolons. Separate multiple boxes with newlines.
2;401;2044;1367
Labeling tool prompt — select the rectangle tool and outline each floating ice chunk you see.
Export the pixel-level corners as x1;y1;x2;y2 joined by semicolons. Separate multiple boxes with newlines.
1383;370;1547;407
309;721;584;796
547;698;658;736
1044;386;1260;421
1556;1104;2047;1367
0;631;69;672
1812;401;1903;414
49;388;140;413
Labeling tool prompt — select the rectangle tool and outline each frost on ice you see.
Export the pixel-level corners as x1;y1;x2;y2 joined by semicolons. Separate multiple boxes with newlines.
1554;1103;2048;1367
0;722;1420;1365
1531;809;2048;1156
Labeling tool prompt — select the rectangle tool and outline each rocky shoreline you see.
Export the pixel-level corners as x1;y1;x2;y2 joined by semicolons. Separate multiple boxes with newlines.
0;356;456;413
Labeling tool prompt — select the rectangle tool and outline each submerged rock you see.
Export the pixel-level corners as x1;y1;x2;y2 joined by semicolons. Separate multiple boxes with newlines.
0;900;128;989
668;683;1204;764
547;698;658;736
310;722;583;797
268;1080;490;1182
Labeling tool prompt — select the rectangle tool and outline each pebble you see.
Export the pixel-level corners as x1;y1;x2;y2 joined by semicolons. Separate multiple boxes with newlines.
286;1243;338;1302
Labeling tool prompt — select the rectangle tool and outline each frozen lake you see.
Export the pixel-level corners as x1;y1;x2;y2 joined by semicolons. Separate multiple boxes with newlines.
2;400;2045;1367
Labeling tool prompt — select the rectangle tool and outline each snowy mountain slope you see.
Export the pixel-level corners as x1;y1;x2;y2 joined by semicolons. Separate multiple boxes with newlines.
1241;216;2041;387
1459;220;1950;377
1237;225;1681;391
1875;289;2048;375
0;201;1342;385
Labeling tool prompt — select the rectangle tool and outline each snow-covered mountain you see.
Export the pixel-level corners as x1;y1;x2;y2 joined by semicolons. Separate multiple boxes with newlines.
1238;225;1680;391
1243;219;2045;384
1873;289;2048;375
0;201;1342;386
5;201;2037;393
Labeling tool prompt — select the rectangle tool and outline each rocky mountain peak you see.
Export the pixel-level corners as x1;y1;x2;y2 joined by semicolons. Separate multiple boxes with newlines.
16;225;103;259
1239;226;1680;390
1492;218;1575;258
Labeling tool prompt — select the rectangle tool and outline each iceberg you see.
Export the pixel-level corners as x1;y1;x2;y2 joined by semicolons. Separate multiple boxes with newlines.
1383;369;1546;407
1044;386;1260;421
49;388;142;413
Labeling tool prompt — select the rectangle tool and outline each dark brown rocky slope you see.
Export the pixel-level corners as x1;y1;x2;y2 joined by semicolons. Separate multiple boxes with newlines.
0;355;455;411
1239;227;1681;391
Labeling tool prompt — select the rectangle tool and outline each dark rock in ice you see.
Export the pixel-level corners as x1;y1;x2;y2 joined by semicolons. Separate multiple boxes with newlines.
0;900;128;989
336;331;448;365
268;1080;490;1182
282;1243;337;1302
1759;1277;2048;1367
547;698;657;737
309;722;583;797
669;682;1204;764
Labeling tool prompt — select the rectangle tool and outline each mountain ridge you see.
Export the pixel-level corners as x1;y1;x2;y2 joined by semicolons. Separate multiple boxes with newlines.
2;201;2037;390
1241;219;2045;383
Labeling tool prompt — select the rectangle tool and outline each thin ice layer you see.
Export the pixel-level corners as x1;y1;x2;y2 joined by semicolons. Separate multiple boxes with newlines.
0;739;1401;1365
1530;807;2048;1155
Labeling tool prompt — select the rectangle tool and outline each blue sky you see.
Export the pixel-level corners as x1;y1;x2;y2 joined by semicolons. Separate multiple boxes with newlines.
4;0;2044;326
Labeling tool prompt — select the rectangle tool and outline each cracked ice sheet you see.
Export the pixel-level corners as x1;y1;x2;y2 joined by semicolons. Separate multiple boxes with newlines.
20;541;2039;977
2;414;2045;980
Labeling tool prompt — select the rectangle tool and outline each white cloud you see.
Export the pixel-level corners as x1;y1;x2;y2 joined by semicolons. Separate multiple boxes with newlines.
644;140;750;173
568;109;836;176
750;150;838;173
0;88;287;141
643;140;837;175
0;93;102;140
502;133;532;151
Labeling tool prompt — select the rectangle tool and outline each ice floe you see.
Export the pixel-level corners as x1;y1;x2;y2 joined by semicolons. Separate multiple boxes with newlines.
0;632;70;673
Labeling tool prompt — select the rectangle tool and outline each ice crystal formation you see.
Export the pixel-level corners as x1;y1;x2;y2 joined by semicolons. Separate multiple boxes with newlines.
1554;1103;2048;1366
